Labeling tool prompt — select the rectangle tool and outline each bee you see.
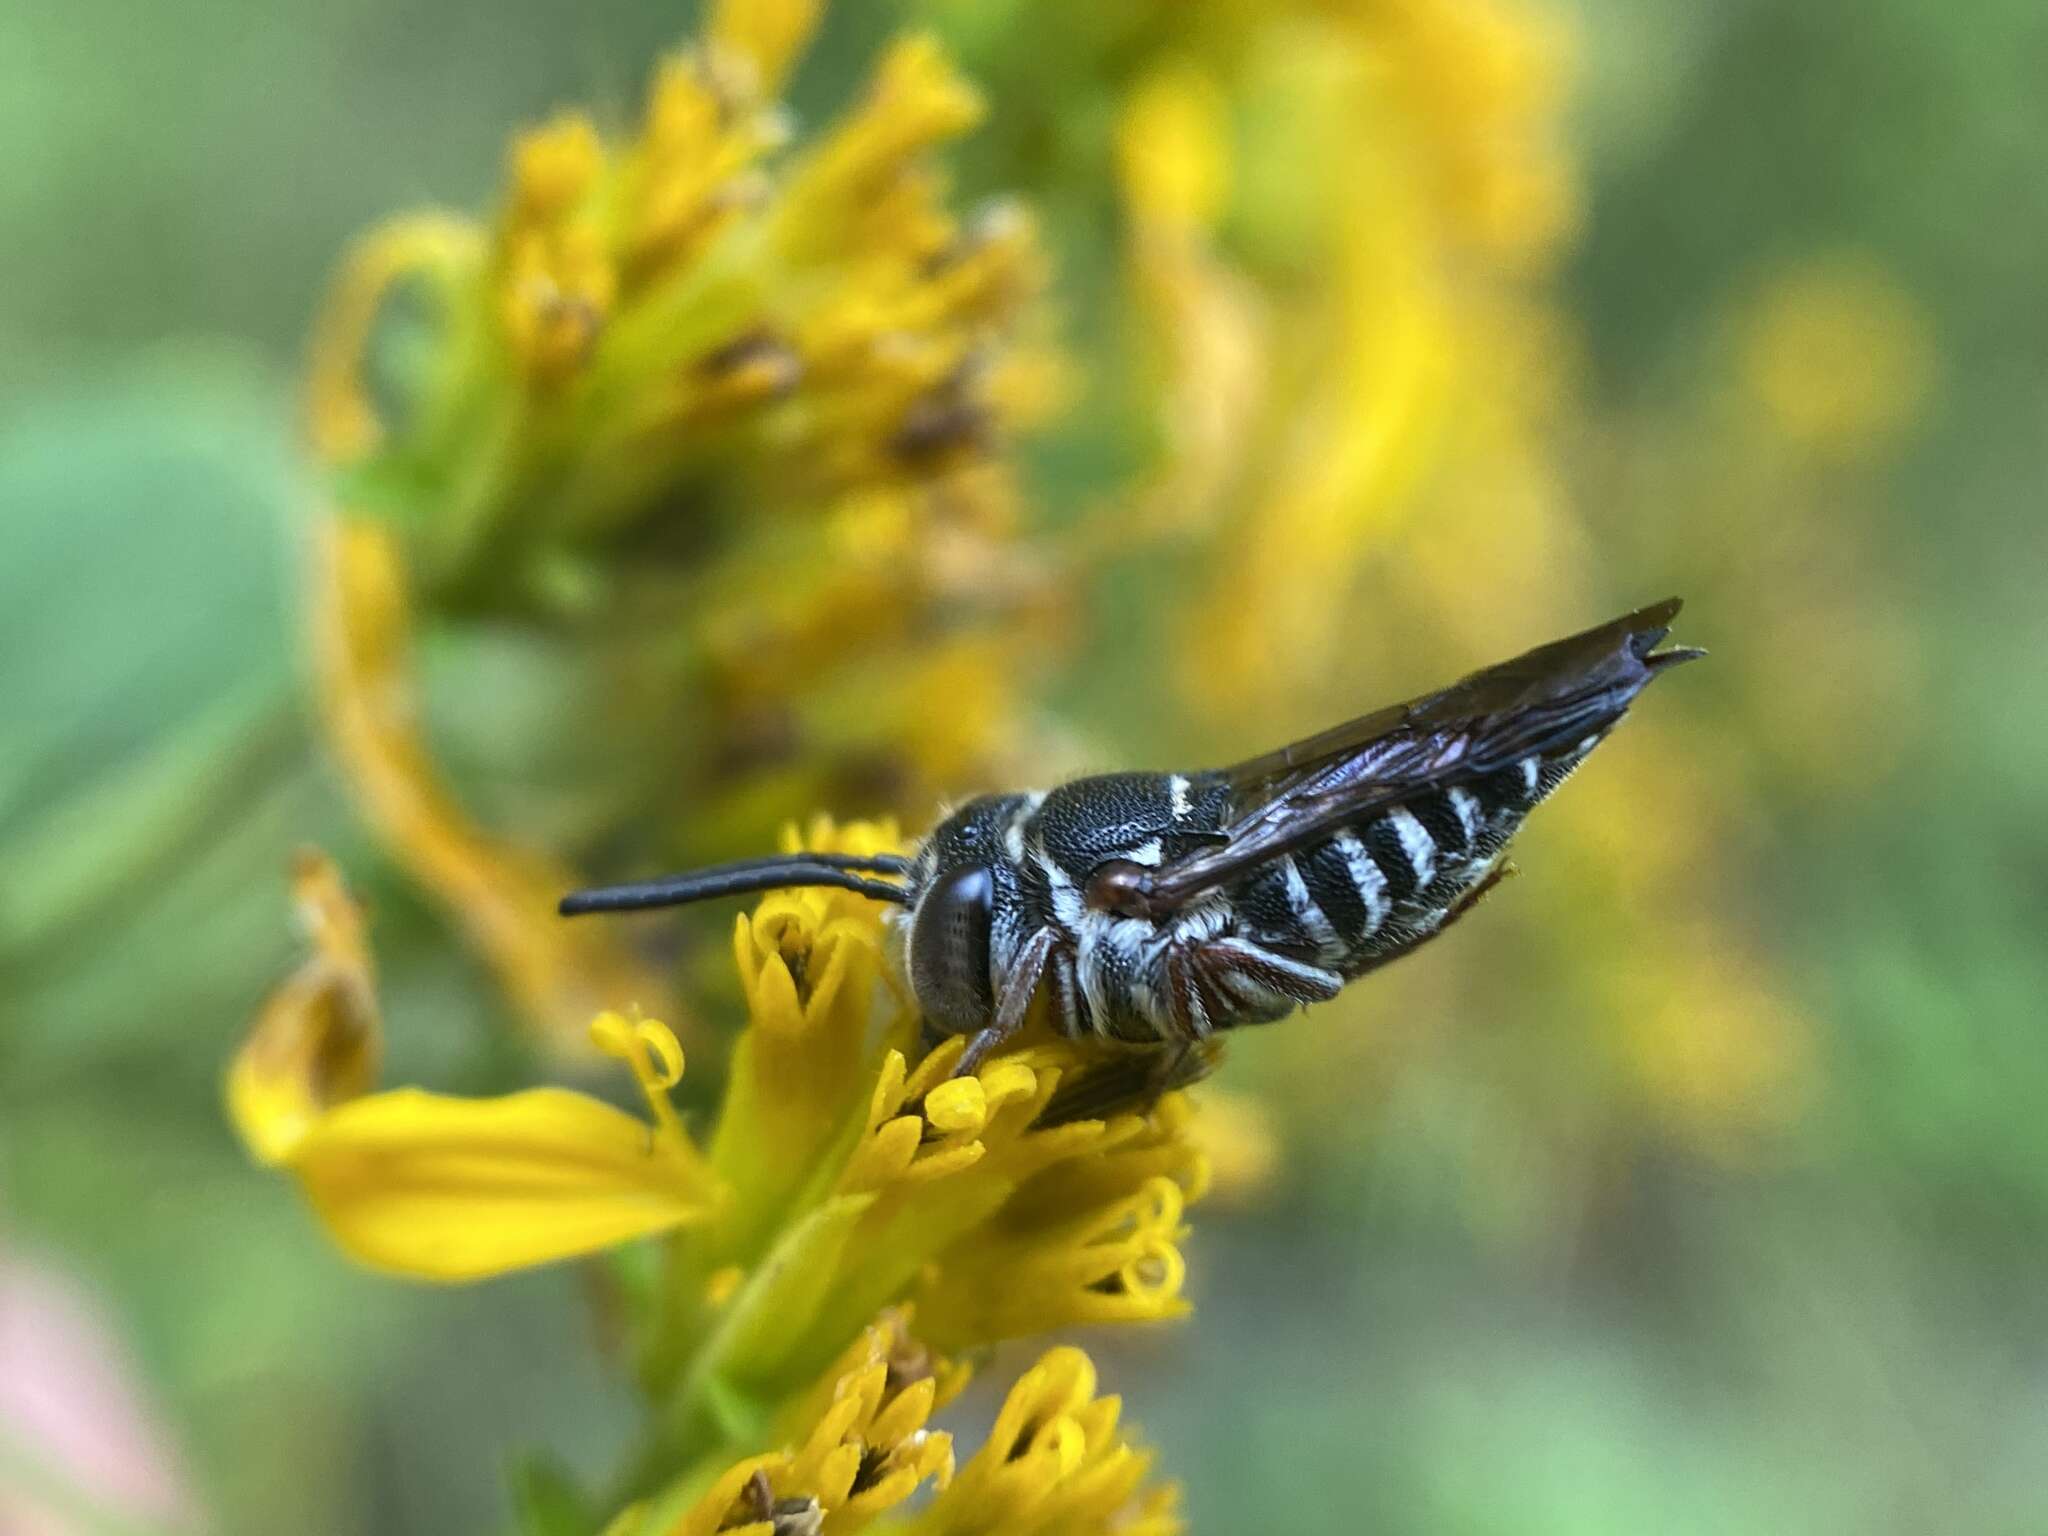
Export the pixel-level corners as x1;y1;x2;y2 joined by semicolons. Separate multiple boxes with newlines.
562;600;1701;1110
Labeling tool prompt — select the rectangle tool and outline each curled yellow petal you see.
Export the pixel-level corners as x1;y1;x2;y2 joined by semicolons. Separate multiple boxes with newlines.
303;214;481;464
289;1086;725;1282
226;851;381;1166
310;516;676;1053
915;1173;1194;1349
772;34;983;267
591;1010;691;1143
908;1346;1182;1536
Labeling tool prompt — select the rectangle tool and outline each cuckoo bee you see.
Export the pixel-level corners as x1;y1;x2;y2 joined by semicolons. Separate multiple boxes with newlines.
562;600;1701;1110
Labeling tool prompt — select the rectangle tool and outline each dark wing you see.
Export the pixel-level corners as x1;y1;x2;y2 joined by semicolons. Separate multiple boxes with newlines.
1139;598;1702;911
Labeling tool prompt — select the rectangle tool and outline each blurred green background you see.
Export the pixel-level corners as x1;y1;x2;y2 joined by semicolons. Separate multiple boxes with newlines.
4;0;2047;1532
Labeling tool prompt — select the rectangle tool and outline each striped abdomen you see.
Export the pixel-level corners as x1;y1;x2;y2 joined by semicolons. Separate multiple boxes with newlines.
1228;747;1587;979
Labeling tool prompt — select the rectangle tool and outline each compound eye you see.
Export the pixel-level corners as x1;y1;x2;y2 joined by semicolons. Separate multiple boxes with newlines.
1084;859;1154;918
907;864;995;1037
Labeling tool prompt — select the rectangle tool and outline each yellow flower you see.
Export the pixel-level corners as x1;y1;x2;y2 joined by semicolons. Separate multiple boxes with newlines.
237;820;1206;1391
1077;1;1580;725
708;0;822;98
636;820;1206;1433
910;1085;1205;1349
499;119;615;384
618;1325;1180;1536
228;855;724;1281
892;1347;1182;1536
622;1312;960;1536
711;817;915;1261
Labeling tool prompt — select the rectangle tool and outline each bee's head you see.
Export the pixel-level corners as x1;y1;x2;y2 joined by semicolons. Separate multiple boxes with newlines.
897;792;1033;1038
558;793;1032;1043
903;861;996;1038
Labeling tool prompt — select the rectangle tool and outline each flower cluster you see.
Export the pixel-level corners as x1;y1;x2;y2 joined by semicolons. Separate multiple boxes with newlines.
234;0;1847;1525
230;824;1200;1530
302;0;1061;1049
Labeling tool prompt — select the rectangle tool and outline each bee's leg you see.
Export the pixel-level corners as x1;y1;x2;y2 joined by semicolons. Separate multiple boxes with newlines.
952;926;1061;1077
1193;937;1342;1012
1164;945;1215;1039
1037;1038;1224;1127
1048;942;1089;1039
1439;860;1514;927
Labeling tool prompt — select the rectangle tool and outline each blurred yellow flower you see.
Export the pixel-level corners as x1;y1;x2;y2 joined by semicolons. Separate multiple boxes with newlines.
1092;0;1579;724
1737;251;1935;456
301;0;1060;1045
1617;935;1815;1161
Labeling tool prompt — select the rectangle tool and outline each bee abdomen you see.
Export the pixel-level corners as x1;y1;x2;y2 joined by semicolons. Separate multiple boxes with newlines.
1222;746;1601;974
1297;835;1386;949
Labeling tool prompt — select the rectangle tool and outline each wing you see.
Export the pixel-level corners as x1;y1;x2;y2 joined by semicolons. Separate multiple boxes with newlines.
1138;598;1702;911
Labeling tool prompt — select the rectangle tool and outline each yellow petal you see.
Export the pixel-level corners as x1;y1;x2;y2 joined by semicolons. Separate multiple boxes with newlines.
923;1077;986;1135
309;517;677;1053
225;852;381;1166
509;113;604;221
303;215;480;463
288;1087;724;1282
708;0;822;96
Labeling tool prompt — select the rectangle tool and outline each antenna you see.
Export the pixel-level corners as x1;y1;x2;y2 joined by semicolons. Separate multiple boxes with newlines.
559;852;912;916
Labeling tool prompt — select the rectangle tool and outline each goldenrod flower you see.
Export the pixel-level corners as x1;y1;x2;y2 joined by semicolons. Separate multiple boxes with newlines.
228;855;723;1281
232;821;1206;1521
621;1327;1181;1536
895;1347;1182;1536
624;822;1205;1430
1101;7;1572;718
620;1313;960;1536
